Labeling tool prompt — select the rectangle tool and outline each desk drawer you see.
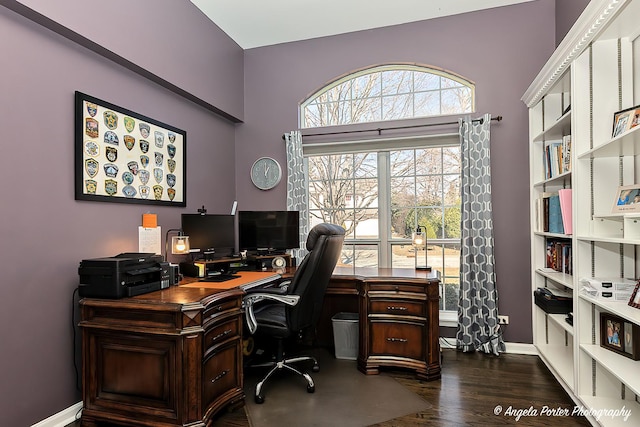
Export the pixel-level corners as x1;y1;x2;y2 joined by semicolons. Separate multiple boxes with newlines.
203;298;241;321
369;320;425;360
203;341;240;408
203;315;241;351
369;298;425;317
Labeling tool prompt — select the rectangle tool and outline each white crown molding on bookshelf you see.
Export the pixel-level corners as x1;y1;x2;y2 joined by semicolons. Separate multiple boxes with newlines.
522;0;627;107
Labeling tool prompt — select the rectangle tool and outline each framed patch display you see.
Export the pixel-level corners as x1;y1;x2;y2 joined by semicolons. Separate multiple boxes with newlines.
75;91;186;207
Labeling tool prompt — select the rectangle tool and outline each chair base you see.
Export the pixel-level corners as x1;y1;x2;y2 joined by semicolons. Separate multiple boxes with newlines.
251;341;320;404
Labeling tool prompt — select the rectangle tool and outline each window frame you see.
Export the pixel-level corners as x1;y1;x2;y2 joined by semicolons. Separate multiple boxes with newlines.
301;64;475;129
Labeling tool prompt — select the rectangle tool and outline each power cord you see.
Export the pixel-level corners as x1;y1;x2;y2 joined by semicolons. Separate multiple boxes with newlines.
71;287;81;391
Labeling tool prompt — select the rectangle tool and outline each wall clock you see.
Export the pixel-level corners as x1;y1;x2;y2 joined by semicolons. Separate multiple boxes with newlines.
251;157;282;190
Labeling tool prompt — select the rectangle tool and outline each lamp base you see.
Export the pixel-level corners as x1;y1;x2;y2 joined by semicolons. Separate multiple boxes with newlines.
415;266;432;271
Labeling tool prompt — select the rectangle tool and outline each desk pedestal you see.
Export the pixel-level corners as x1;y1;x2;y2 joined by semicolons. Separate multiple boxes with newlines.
79;286;245;427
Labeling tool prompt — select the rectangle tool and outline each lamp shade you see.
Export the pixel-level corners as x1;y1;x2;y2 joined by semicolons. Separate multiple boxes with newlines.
171;235;190;254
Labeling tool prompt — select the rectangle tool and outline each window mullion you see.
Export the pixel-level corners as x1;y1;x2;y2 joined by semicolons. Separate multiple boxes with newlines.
378;151;391;267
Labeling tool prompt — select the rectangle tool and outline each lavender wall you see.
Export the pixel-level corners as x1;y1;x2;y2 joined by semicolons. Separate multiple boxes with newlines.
237;0;558;344
555;0;590;46
0;5;239;426
7;0;245;121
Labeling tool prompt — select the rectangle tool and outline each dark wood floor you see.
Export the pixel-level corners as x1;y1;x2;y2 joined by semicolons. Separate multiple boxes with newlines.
68;349;590;427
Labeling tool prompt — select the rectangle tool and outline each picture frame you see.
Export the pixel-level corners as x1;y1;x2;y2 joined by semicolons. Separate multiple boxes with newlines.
75;91;187;207
600;312;640;360
629;282;640;309
611;184;640;214
612;104;640;138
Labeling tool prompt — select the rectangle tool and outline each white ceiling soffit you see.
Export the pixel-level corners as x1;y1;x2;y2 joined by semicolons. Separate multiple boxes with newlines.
191;0;536;49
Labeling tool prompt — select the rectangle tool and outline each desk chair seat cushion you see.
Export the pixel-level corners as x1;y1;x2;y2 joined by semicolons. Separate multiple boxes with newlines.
252;304;290;339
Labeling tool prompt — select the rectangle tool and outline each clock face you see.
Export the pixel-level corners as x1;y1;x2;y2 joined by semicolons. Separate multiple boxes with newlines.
251;157;282;190
272;256;286;268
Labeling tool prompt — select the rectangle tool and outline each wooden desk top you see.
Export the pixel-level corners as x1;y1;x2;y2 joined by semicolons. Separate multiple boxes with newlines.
332;266;440;281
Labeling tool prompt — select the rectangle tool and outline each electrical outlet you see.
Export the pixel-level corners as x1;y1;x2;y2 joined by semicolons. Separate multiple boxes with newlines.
498;315;509;325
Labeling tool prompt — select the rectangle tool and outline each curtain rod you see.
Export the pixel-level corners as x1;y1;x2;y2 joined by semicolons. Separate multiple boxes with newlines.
283;115;502;139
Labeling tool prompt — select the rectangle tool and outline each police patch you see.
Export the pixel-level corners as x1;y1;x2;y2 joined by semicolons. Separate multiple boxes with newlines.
103;163;119;178
104;131;119;145
139;123;150;138
123;135;135;151
85;158;99;178
105;146;117;163
138;169;150;185
103;111;118;130
85;118;99;138
153;184;163;200
124;116;135;133
105;179;118;196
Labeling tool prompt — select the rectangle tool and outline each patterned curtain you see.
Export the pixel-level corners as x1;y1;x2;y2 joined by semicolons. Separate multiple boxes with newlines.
456;114;505;355
284;131;309;261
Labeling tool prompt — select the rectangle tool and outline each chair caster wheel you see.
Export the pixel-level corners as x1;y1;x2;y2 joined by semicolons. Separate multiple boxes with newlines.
255;394;265;404
312;364;320;373
307;384;315;393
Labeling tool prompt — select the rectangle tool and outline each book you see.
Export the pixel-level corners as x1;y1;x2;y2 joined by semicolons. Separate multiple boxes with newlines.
548;194;564;234
558;188;573;235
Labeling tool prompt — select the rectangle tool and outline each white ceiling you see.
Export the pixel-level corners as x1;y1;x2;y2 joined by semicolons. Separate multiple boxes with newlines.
191;0;535;49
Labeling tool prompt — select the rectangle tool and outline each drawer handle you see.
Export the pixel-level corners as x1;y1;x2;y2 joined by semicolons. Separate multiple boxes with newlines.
386;337;408;343
387;306;407;311
211;369;230;384
212;329;233;342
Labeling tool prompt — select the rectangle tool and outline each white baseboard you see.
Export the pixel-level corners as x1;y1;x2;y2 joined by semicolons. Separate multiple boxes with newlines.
440;337;537;355
31;402;82;427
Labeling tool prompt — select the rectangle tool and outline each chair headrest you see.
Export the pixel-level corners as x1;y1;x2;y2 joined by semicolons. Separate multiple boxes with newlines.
306;223;346;251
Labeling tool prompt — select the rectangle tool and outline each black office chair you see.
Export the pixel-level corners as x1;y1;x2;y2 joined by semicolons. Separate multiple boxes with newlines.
243;223;346;404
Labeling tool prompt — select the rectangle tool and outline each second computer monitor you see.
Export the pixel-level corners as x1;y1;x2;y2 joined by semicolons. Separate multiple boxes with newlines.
238;210;300;254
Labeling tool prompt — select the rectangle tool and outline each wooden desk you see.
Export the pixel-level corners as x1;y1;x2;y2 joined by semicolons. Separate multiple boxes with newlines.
321;267;441;381
79;269;440;427
79;271;279;427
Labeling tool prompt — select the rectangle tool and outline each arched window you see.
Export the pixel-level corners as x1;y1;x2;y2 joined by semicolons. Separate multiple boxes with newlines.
301;64;474;128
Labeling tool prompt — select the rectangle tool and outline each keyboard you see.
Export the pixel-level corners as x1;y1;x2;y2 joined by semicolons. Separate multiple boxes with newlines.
201;274;240;283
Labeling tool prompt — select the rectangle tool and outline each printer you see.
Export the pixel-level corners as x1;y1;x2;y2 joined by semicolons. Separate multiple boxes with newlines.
78;252;170;298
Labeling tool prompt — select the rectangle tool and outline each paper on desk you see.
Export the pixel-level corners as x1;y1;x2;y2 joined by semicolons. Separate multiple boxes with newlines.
138;226;161;254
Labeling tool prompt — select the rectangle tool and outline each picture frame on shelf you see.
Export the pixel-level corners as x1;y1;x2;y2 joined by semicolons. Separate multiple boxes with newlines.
612;104;640;137
629;282;640;309
74;91;187;207
600;312;640;360
611;184;640;214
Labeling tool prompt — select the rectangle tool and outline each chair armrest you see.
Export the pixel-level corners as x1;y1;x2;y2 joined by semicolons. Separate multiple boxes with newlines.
242;292;300;334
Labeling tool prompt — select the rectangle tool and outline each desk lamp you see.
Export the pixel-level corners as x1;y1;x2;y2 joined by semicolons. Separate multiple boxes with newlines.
165;229;190;261
412;225;429;270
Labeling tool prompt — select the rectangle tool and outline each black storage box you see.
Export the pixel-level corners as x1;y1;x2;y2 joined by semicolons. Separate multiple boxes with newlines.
534;288;572;314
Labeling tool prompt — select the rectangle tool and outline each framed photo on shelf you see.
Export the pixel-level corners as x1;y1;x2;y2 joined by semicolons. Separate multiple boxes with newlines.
629;282;640;309
612;104;640;137
600;312;640;360
74;91;187;207
611;184;640;213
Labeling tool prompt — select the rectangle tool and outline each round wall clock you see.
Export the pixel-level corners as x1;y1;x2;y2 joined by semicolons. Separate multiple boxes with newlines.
251;157;282;190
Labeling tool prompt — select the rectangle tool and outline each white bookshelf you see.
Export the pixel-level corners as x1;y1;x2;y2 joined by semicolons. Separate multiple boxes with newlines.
523;1;640;425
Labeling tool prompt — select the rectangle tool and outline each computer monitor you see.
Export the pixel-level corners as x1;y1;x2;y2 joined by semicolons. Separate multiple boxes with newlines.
238;210;300;253
181;214;235;258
